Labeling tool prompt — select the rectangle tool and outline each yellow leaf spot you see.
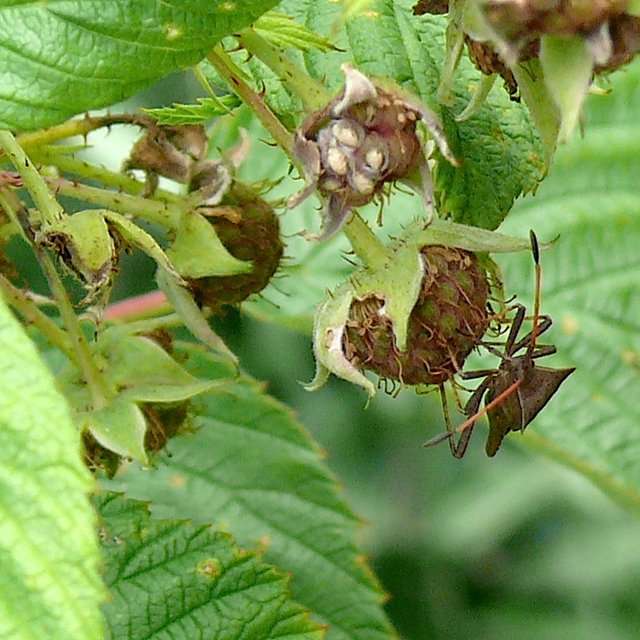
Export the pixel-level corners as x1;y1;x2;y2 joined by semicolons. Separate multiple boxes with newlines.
561;315;579;335
168;473;187;488
622;350;640;373
197;559;221;578
164;24;183;41
255;535;271;552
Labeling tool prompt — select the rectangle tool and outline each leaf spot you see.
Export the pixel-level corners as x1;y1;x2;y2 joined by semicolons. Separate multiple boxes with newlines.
168;473;187;488
164;24;183;42
561;315;579;335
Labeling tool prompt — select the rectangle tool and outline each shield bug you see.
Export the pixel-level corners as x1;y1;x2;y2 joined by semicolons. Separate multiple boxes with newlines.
424;231;575;457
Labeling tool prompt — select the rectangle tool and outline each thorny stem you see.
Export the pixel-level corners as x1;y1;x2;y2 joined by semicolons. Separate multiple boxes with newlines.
237;29;330;111
30;146;182;202
39;248;113;409
0;189;29;241
16;117;112;150
208;44;295;158
48;177;187;230
16;113;153;151
437;0;466;106
0;133;112;408
0;274;76;362
0;130;65;226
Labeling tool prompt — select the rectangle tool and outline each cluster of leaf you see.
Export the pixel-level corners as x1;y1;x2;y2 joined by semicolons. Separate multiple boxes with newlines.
1;1;640;640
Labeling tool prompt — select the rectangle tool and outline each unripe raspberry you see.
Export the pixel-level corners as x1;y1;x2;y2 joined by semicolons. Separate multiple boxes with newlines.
187;182;283;312
343;245;489;385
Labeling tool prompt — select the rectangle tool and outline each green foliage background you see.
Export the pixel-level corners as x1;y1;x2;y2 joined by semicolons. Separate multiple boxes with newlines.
1;1;640;638
92;55;640;638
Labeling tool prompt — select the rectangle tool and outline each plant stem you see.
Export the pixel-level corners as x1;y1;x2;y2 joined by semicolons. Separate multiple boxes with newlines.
30;146;183;199
0;130;64;226
48;177;186;229
39;249;113;409
208;45;294;158
238;29;331;111
0;133;112;408
16;117;111;149
342;213;387;270
114;313;183;335
0;274;77;362
16;113;151;150
0;189;29;241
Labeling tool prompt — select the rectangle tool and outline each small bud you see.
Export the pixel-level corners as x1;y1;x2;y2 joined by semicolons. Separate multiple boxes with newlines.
324;146;350;176
366;148;385;171
332;119;364;148
124;123;208;194
348;171;376;195
319;176;345;192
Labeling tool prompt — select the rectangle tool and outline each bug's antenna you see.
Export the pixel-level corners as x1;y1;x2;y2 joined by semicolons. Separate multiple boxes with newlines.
529;230;542;352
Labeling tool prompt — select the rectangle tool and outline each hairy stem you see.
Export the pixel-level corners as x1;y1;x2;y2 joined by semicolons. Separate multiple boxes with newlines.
0;130;64;226
48;177;186;229
238;29;330;111
208;45;294;158
16;117;112;150
30;146;183;201
16;113;152;150
0;134;112;408
39;249;113;409
342;214;387;270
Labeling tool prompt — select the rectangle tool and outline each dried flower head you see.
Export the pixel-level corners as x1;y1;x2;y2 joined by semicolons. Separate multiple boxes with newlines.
290;64;458;240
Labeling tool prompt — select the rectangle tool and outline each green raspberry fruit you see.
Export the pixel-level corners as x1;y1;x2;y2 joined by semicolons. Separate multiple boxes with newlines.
343;245;489;386
188;182;283;312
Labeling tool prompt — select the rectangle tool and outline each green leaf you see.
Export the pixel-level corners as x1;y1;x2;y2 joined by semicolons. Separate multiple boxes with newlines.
97;493;324;640
254;12;340;52
539;34;594;143
82;398;148;465
143;95;242;126
58;326;218;461
0;0;280;131
96;327;218;403
493;56;640;513
0;297;104;639
166;211;252;278
104;346;396;640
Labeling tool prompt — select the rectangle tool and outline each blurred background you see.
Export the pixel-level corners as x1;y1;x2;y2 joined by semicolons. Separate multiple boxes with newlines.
12;64;640;640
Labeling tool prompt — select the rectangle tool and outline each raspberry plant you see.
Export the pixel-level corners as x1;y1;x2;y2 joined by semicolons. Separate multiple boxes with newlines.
1;2;640;639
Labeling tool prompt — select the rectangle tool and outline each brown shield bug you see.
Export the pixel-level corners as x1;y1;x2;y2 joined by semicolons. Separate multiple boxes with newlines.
425;231;575;458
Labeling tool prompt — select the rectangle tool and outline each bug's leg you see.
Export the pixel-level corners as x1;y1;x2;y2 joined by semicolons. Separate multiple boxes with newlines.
459;367;496;381
529;344;557;360
511;315;553;354
424;383;472;456
504;304;526;354
439;384;474;459
450;379;490;459
424;384;454;450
